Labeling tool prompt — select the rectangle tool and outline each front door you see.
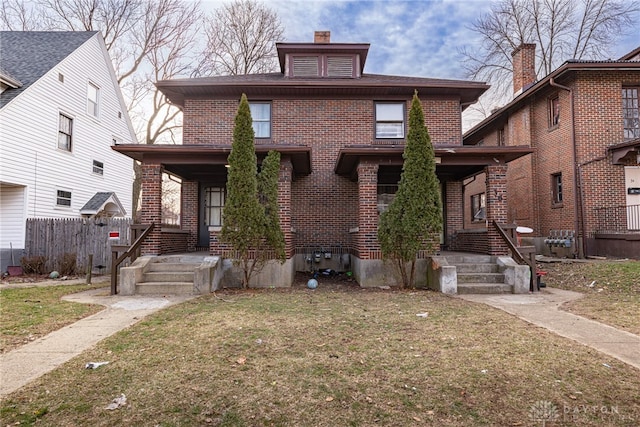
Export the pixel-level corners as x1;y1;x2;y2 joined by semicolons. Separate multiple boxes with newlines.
199;185;225;247
625;166;640;230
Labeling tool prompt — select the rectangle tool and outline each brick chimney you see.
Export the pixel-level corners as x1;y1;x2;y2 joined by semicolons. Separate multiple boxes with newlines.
314;31;330;44
512;43;536;95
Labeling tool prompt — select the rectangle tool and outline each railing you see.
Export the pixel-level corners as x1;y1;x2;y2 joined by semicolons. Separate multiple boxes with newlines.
594;204;640;234
492;221;536;292
110;223;155;295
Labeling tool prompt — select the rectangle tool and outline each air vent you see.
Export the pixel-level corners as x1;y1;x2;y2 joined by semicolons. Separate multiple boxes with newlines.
58;73;64;83
327;56;353;77
293;56;319;77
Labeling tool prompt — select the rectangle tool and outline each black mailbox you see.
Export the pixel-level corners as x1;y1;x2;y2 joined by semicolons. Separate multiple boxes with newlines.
628;187;640;195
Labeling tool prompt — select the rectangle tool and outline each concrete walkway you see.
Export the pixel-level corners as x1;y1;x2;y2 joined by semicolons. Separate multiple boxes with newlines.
457;288;640;370
0;285;197;397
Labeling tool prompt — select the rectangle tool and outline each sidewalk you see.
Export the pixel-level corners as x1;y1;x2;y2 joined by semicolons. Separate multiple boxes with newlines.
0;286;197;397
457;288;640;370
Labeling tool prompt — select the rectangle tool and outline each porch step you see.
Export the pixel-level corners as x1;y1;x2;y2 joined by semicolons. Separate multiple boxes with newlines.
136;282;194;295
455;263;499;274
457;283;513;294
457;272;505;284
135;258;202;295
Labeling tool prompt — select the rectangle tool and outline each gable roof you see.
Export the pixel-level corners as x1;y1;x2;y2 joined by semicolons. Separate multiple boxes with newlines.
0;31;97;108
80;192;126;217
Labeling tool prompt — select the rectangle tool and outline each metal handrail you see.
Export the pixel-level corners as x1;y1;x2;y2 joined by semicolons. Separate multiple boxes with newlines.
110;223;155;295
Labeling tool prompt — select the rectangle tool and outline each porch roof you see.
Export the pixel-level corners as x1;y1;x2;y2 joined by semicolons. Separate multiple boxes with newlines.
334;145;534;181
607;137;640;165
112;144;312;180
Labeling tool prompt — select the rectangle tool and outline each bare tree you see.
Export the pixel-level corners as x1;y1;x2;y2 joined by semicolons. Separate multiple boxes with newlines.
1;0;42;29
461;0;640;112
195;0;284;76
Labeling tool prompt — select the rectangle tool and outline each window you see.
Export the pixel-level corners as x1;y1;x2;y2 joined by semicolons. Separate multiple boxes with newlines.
497;128;505;146
58;73;64;83
87;82;99;117
471;193;486;221
623;87;639;139
552;173;563;205
204;187;225;227
375;103;405;139
93;160;104;175
56;190;72;207
549;96;560;127
249;102;271;138
58;113;72;151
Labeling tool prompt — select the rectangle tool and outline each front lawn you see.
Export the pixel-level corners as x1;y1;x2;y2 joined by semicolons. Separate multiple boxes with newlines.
0;284;106;353
1;285;638;426
543;259;640;335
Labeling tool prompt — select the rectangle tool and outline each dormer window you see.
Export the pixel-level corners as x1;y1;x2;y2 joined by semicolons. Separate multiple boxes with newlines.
288;54;357;78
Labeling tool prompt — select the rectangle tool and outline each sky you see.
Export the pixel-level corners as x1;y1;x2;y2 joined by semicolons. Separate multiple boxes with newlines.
200;0;639;129
203;0;640;81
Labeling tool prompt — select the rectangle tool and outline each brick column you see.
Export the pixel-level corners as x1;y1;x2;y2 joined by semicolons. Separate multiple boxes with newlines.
357;160;379;259
140;162;162;255
181;180;198;252
279;157;294;257
486;164;509;255
445;180;463;251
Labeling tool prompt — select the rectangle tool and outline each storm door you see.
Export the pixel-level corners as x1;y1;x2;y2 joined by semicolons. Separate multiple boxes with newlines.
199;185;225;247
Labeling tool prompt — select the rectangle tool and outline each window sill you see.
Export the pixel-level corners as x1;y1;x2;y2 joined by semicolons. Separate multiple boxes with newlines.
208;226;222;232
548;124;559;132
551;203;564;209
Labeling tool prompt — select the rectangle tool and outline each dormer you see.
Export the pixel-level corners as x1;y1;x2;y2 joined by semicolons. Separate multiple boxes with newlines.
277;31;370;79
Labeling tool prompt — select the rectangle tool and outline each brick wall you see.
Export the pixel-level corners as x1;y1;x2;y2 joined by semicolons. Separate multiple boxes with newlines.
181;180;198;251
181;96;463;257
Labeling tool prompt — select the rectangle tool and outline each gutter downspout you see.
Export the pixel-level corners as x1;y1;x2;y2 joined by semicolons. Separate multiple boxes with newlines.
549;77;583;258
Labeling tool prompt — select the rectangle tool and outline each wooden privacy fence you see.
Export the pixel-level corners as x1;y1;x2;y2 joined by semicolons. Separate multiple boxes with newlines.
24;218;133;273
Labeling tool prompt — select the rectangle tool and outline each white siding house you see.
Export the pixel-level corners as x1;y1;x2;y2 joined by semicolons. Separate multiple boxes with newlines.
0;31;137;271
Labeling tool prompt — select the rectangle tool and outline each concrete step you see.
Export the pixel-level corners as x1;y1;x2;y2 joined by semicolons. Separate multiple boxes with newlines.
143;271;194;282
457;272;505;284
444;255;495;264
136;282;194;295
457;283;513;294
148;262;199;273
455;263;499;274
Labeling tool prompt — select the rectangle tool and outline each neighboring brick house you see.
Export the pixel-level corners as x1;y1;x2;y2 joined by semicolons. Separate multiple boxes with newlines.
114;32;532;287
464;44;640;259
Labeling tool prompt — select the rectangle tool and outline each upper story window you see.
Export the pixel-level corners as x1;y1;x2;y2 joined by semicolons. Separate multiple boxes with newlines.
58;113;73;151
375;102;405;139
87;82;100;117
623;87;639;139
249;102;271;138
56;189;72;207
549;95;560;128
93;160;104;175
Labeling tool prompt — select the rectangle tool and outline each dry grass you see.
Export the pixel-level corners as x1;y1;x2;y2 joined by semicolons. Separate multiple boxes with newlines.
0;283;106;353
1;280;638;426
542;259;640;335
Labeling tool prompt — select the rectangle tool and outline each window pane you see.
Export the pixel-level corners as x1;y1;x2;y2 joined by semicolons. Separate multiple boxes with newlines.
250;103;270;120
376;123;404;138
87;83;99;116
376;103;403;120
57;190;71;206
253;122;271;138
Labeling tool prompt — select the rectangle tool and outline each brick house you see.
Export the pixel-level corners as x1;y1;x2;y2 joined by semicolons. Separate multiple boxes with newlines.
113;32;533;288
463;44;640;259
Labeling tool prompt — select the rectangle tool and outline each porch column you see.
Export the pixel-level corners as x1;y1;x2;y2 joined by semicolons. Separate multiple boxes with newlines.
486;164;509;255
140;162;162;256
357;160;380;258
445;180;463;250
182;180;198;252
279;157;294;258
